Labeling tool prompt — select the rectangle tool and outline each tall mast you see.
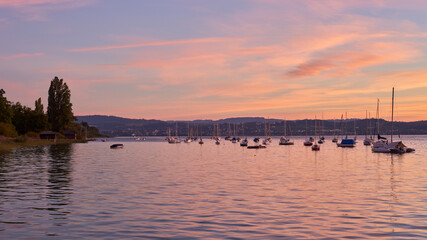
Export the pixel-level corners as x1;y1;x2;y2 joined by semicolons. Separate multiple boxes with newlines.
284;118;287;137
314;115;317;140
321;112;324;137
376;98;380;136
333;119;336;138
264;119;267;139
242;123;245;137
391;87;394;142
305;119;308;137
365;110;367;138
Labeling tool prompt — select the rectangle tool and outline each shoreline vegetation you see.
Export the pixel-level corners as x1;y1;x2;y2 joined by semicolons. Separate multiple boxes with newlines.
0;136;88;151
1;77;105;151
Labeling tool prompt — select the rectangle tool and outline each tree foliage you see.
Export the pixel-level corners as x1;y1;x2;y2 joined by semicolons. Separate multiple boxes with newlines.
32;98;48;132
11;102;32;135
0;89;13;123
47;76;74;132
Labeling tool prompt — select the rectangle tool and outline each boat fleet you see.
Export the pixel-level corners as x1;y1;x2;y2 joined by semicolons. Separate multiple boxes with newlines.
112;88;415;154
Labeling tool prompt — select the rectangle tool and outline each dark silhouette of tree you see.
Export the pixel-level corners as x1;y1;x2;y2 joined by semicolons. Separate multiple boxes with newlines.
31;97;48;132
47;77;74;132
0;89;13;123
35;97;44;114
11;102;32;135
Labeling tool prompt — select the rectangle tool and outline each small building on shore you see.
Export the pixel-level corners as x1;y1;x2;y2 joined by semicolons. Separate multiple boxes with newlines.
64;130;77;139
40;131;56;140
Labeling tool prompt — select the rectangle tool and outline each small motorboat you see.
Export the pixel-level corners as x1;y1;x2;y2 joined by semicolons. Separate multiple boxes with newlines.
110;144;124;149
337;137;356;147
312;144;320;151
279;137;294;145
303;139;313;146
247;145;266;149
240;138;248;147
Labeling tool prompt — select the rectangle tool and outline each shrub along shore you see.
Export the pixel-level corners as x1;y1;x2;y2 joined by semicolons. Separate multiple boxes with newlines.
0;136;87;151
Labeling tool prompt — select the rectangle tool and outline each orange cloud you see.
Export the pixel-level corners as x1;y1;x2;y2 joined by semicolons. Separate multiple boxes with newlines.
286;41;420;78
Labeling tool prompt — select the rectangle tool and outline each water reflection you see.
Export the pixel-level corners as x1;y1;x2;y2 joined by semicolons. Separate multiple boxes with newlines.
47;144;74;224
1;137;427;239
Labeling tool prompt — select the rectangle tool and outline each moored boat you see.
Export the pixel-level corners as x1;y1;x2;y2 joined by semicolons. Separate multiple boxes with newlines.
279;119;294;145
337;137;356;147
240;138;248;147
312;144;320;151
110;144;123;149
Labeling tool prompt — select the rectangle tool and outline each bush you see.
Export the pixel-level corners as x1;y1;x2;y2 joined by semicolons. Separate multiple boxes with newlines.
26;131;39;138
0;122;18;137
14;135;28;143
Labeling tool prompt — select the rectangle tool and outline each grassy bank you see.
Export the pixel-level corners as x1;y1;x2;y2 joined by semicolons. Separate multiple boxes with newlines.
0;136;87;151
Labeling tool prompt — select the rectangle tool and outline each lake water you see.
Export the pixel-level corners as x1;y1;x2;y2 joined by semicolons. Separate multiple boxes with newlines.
1;136;426;239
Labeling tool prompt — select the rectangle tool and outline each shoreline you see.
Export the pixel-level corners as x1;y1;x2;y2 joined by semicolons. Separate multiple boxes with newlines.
0;137;88;151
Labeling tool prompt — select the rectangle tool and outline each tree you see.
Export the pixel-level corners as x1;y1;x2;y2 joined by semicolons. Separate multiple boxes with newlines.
11;102;32;135
30;97;48;132
35;97;44;114
0;89;13;123
47;77;74;132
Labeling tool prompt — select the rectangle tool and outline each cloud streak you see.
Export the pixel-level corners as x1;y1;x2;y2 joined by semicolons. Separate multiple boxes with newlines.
68;37;243;52
0;52;44;60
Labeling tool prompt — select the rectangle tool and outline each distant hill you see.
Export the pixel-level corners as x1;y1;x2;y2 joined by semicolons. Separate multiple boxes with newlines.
76;115;427;137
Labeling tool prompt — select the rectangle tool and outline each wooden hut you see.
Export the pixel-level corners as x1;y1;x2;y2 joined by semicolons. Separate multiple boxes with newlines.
40;131;56;140
63;130;77;139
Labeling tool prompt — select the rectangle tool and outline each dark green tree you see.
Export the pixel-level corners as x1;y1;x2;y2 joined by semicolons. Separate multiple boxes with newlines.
30;97;48;132
11;102;32;135
0;89;13;123
35;97;44;114
47;77;74;132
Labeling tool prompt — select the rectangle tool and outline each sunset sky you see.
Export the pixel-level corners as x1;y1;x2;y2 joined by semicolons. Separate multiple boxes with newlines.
1;0;427;121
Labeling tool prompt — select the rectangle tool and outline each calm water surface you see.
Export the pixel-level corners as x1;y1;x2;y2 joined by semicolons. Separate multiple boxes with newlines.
1;136;426;239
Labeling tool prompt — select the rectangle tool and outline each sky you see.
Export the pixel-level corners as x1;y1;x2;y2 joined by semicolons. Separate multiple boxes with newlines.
1;0;427;121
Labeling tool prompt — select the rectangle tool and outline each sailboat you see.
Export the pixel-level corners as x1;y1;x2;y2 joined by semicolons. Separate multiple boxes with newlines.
337;113;356;147
332;119;338;142
168;123;181;143
303;119;313;146
262;119;270;145
231;123;238;143
279;119;294;145
363;110;373;145
372;88;415;153
318;113;325;144
215;124;221;145
198;126;204;144
240;123;248;147
353;119;358;143
312;116;320;151
225;123;232;140
371;99;389;152
184;123;192;143
248;136;266;149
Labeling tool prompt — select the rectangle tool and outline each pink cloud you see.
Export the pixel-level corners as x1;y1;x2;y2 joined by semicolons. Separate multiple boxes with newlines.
0;52;44;60
69;37;243;52
0;0;95;21
286;41;420;78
